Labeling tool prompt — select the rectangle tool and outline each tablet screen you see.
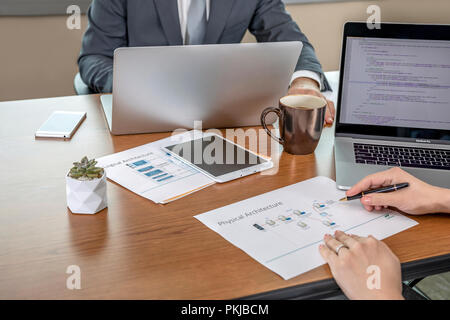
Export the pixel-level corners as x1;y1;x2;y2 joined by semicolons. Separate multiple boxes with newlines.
165;135;268;177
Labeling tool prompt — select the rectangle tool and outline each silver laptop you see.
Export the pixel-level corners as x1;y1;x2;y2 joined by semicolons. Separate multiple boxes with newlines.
100;41;302;135
335;22;450;190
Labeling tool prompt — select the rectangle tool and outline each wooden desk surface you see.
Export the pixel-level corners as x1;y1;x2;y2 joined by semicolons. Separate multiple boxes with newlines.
0;94;449;299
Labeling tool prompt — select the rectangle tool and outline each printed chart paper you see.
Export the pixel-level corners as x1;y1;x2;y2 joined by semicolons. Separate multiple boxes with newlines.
195;176;418;280
96;132;215;204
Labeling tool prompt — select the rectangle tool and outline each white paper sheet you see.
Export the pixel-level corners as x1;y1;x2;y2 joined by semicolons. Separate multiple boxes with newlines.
195;176;418;280
96;132;215;204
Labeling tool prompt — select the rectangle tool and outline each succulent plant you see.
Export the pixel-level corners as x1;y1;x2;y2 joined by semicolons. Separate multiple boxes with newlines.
69;156;104;180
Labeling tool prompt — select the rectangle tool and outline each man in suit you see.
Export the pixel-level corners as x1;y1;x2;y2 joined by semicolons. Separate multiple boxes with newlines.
78;0;335;124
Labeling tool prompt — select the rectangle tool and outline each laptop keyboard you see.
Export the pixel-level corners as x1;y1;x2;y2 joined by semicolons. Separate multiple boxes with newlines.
353;143;450;171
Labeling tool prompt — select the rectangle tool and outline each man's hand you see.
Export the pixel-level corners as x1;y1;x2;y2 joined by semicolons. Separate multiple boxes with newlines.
347;167;450;215
288;77;335;125
319;231;404;300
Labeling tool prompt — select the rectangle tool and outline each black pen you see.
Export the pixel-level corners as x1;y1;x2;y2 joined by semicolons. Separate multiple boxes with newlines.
339;183;410;202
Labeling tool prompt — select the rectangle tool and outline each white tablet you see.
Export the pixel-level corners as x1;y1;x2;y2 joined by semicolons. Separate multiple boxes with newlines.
162;132;273;183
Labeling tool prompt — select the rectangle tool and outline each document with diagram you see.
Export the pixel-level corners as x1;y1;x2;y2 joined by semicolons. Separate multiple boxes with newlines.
96;131;215;204
195;176;418;280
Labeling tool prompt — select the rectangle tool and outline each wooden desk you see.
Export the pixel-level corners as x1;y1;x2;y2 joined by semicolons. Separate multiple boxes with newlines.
0;93;449;300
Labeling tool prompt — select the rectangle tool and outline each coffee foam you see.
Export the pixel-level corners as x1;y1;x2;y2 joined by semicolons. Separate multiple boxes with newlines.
280;94;326;110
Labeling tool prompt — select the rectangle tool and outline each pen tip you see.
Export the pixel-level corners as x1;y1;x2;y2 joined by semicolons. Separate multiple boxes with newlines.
339;197;347;202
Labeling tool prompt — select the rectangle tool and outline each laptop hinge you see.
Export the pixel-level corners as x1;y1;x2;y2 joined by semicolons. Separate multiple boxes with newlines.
335;133;450;146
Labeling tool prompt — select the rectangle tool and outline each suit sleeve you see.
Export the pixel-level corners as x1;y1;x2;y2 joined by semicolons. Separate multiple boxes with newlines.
78;0;127;93
249;0;331;91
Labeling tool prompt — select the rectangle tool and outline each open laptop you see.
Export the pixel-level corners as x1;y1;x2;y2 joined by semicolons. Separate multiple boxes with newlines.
100;41;302;135
335;22;450;190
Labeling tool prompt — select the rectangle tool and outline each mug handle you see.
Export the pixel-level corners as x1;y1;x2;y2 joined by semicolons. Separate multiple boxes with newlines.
260;107;284;145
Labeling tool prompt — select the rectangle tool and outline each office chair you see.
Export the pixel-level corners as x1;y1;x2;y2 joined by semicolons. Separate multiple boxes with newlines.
74;73;95;95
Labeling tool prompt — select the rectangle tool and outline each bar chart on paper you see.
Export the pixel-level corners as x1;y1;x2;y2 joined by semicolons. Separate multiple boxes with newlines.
195;176;418;280
126;153;199;188
96;132;215;204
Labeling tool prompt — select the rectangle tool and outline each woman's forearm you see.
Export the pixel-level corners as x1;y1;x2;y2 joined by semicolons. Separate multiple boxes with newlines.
432;187;450;214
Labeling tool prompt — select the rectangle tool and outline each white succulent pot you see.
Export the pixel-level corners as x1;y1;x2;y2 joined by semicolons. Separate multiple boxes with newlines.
66;172;108;214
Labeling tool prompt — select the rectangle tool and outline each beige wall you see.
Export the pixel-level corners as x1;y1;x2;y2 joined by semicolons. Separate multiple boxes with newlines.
1;0;449;102
0;15;87;101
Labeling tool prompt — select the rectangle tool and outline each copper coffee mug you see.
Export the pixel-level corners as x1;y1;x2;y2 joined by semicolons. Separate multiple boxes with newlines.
261;94;327;155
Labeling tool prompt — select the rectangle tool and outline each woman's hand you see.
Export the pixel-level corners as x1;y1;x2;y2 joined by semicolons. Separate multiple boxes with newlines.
319;230;404;300
347;167;450;215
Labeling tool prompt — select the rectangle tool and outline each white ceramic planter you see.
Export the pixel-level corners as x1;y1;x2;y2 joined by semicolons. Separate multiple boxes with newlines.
66;172;107;214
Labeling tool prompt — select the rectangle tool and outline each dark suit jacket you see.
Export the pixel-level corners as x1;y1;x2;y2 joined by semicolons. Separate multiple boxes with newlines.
78;0;330;93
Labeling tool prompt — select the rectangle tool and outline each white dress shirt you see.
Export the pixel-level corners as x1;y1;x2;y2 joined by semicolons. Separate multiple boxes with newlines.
177;0;323;89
